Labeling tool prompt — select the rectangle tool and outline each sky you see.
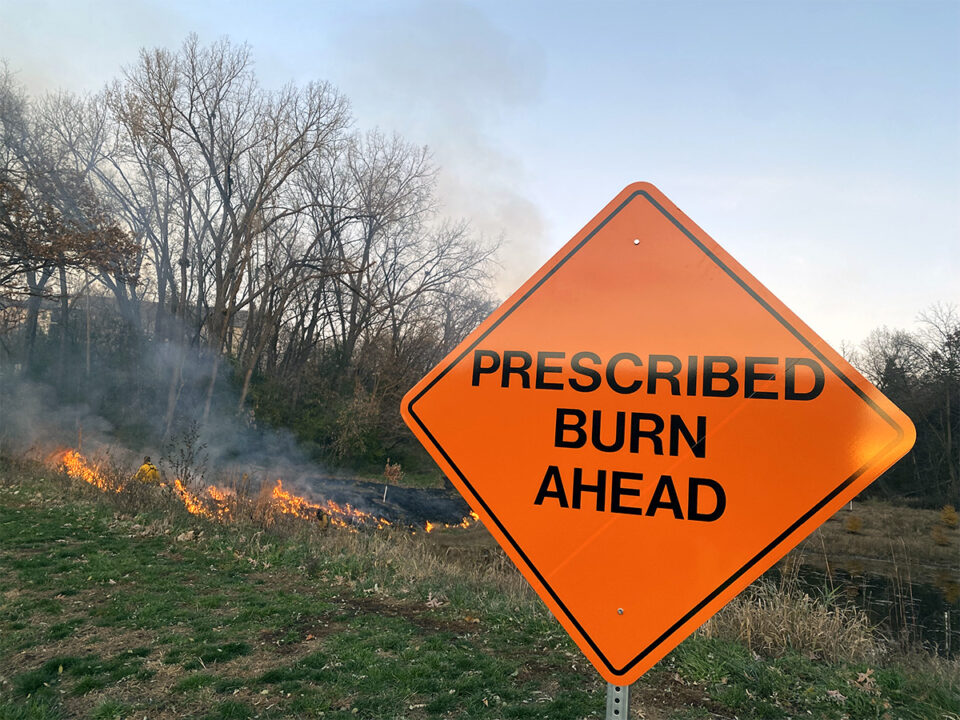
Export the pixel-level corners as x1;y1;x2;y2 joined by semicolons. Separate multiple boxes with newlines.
1;0;957;349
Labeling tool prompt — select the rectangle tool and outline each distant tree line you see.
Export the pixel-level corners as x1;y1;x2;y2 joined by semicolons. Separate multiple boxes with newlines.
848;304;959;507
0;36;496;473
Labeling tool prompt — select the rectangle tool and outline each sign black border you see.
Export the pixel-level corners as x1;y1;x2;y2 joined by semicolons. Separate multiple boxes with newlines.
406;189;906;677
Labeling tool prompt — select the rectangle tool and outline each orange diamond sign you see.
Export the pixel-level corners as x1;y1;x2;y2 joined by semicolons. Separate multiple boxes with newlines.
401;182;914;685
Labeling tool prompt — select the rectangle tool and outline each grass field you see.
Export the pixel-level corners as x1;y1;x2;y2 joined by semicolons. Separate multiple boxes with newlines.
1;458;958;719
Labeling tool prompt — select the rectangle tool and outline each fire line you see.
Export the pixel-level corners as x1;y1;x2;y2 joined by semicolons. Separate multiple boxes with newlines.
50;448;480;533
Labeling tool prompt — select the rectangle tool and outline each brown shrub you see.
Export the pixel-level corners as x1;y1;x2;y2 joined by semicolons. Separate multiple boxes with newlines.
931;525;952;547
844;515;864;534
383;459;404;485
940;504;959;529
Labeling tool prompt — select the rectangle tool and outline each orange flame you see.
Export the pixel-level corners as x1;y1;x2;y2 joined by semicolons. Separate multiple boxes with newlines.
204;485;234;519
420;511;482;533
270;479;392;530
50;448;478;533
271;478;317;519
56;450;118;493
206;485;233;504
173;479;215;519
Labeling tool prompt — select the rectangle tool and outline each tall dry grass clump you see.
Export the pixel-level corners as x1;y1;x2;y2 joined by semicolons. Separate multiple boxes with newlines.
940;505;959;529
843;514;864;534
931;525;952;547
930;504;958;548
700;579;882;663
311;526;534;604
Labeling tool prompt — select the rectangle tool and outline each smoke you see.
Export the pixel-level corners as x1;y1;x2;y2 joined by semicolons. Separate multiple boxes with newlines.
0;305;373;511
0;0;186;95
0;305;478;525
0;375;114;449
330;0;548;297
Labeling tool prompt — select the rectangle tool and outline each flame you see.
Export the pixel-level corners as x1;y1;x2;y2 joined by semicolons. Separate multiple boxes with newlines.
421;511;482;533
173;479;215;519
56;450;119;493
205;485;234;519
206;485;232;503
172;481;234;520
49;448;479;533
271;478;318;519
270;479;392;530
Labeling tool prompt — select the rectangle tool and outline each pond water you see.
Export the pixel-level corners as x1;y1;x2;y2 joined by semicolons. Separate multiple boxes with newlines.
768;561;960;658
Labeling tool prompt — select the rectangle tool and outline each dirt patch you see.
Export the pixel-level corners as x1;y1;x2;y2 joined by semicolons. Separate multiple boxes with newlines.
513;656;573;685
1;620;159;673
350;594;483;635
254;591;481;656
258;617;344;654
63;659;186;719
633;672;729;719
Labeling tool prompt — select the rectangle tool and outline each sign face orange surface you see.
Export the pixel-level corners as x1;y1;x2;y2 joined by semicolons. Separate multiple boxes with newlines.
400;182;915;685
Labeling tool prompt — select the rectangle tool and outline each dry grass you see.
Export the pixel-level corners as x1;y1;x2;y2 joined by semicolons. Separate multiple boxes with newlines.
700;572;882;663
799;500;959;584
941;504;959;529
933;525;953;547
844;514;864;534
257;521;538;614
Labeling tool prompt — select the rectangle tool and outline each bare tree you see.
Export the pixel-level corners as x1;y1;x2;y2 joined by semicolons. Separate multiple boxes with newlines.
112;35;351;426
1;69;135;379
915;304;960;500
2;40;501;470
852;305;960;504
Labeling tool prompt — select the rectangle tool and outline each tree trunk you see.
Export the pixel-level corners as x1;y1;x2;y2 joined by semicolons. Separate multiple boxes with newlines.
163;350;184;440
24;293;42;375
201;349;222;426
23;268;52;376
164;208;191;439
85;290;91;378
57;263;69;389
237;326;272;413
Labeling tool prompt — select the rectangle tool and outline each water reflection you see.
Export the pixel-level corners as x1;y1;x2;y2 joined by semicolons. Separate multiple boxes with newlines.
768;559;959;657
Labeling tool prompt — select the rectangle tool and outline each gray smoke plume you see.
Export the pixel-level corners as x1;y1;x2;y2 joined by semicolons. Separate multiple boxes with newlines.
329;0;548;297
0;306;468;522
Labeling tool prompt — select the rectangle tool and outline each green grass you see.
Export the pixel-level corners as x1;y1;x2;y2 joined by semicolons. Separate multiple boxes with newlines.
89;699;129;720
0;459;957;719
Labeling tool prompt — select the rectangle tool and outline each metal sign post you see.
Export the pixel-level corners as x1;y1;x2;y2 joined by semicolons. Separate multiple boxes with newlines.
605;682;630;719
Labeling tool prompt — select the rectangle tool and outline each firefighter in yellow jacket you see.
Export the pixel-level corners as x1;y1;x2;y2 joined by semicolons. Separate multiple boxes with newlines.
133;456;160;485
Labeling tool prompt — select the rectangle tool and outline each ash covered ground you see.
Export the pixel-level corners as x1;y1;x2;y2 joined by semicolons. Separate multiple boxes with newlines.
304;476;470;526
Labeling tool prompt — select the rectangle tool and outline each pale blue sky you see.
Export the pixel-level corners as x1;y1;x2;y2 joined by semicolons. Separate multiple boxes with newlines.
1;0;957;347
